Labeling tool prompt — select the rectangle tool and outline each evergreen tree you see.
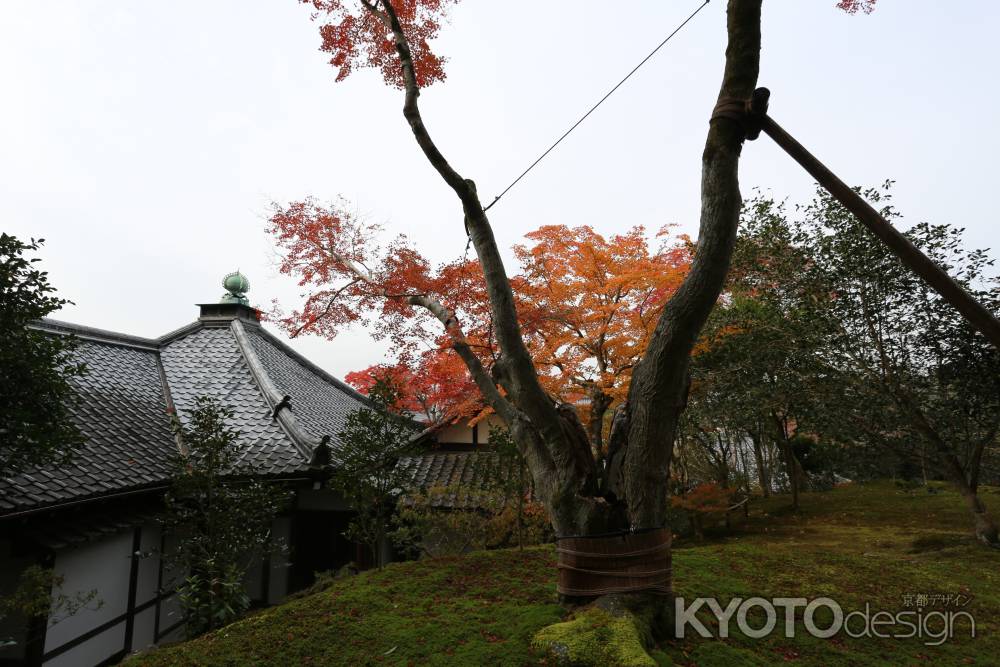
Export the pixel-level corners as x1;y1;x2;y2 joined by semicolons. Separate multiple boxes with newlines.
332;375;417;569
162;397;289;636
0;234;85;475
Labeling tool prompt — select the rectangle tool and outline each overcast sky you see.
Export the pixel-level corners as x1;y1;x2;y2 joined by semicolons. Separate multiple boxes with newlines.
3;1;997;380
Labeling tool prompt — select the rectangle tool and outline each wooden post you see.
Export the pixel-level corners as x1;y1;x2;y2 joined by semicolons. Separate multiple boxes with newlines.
757;111;1000;349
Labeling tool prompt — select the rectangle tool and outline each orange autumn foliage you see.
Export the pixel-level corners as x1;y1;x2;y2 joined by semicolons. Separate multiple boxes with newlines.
268;200;692;433
671;482;731;515
512;225;691;436
337;223;693;433
344;354;481;425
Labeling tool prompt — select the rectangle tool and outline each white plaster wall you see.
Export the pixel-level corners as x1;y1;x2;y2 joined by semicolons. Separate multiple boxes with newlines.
130;606;157;652
244;515;298;602
243;556;265;602
42;529;134;666
28;516;311;662
135;525;160;607
131;525;162;653
44;622;125;667
436;414;506;444
156;532;186;638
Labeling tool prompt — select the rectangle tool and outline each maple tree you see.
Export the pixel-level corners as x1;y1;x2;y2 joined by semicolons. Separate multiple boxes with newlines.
304;0;456;88
278;0;766;615
336;224;692;446
512;225;691;453
344;354;479;425
273;2;887;645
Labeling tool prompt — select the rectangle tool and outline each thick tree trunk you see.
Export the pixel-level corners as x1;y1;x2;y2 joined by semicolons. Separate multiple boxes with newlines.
949;465;999;546
587;389;612;459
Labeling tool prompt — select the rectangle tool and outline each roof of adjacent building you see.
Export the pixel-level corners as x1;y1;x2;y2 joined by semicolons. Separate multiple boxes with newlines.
397;451;508;509
0;305;372;519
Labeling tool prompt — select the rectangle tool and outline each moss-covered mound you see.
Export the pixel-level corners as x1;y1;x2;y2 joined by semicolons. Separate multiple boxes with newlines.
126;482;1000;666
532;606;658;666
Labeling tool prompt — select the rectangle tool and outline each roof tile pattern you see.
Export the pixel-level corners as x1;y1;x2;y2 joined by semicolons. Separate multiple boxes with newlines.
0;340;176;514
245;329;370;452
160;326;306;475
397;452;503;508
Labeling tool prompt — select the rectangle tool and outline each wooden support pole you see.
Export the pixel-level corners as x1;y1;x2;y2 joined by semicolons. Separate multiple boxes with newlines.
759;113;1000;350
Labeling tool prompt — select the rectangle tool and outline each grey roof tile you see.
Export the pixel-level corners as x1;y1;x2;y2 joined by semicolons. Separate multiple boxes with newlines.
396;452;504;509
0;338;177;515
243;327;371;457
160;326;307;476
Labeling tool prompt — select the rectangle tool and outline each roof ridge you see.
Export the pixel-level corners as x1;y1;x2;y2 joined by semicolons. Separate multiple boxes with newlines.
156;320;204;345
33;318;160;350
229;320;318;463
250;325;374;407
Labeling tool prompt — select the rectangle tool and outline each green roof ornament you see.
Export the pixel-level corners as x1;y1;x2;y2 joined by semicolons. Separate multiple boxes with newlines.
220;271;250;306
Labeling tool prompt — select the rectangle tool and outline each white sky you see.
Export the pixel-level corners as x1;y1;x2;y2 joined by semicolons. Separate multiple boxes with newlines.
3;1;997;380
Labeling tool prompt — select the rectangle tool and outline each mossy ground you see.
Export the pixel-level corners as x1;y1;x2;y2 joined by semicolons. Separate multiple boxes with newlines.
126;481;1000;666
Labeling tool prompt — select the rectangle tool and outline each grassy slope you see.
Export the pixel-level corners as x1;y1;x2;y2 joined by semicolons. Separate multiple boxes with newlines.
127;482;1000;666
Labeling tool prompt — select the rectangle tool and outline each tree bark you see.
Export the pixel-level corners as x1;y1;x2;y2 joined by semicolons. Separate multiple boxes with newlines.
587;388;612;459
939;448;1000;545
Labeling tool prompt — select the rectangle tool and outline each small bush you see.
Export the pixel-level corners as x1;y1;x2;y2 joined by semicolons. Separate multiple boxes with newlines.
671;482;731;539
393;485;551;557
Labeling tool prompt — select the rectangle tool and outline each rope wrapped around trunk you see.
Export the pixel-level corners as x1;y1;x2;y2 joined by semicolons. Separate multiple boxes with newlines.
555;527;672;597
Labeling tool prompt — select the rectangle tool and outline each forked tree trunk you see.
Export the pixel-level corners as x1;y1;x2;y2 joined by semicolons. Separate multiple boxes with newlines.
937;442;999;546
370;0;763;613
895;391;1000;546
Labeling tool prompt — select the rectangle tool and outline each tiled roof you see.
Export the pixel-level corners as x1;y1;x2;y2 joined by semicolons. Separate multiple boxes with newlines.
244;327;372;452
0;337;176;515
0;315;372;518
397;452;504;509
160;326;305;475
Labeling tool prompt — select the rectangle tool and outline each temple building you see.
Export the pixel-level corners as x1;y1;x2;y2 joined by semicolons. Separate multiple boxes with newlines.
0;273;380;667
